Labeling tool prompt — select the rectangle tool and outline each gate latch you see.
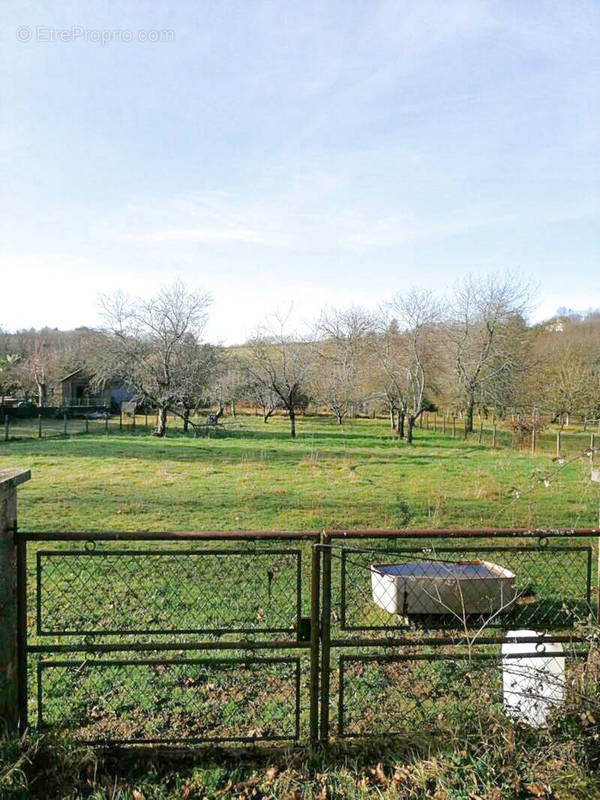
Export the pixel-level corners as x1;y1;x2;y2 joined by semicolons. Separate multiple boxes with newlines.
297;616;311;642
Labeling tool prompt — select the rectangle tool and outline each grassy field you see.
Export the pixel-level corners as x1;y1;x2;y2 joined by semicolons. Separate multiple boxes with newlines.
1;414;597;532
2;415;600;798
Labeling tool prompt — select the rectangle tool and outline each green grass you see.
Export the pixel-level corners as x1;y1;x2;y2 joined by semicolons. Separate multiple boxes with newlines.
1;414;597;531
2;415;600;798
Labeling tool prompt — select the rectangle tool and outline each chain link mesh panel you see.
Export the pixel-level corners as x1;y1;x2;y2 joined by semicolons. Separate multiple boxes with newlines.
37;656;301;744
36;548;302;636
338;646;593;738
337;542;593;633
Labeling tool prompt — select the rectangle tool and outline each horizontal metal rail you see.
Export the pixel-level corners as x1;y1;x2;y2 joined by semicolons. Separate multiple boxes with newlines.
28;639;312;654
326;528;600;539
329;633;588;648
22;530;321;542
340;649;588;664
22;528;600;542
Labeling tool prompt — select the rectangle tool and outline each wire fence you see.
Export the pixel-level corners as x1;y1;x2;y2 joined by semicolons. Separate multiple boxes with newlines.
2;410;600;464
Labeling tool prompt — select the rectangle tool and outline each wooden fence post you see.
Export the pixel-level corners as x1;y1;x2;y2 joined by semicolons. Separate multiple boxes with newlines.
63;412;67;436
478;419;483;444
105;415;109;436
0;468;31;734
4;416;8;442
85;417;89;434
38;414;42;439
433;413;437;432
531;426;536;456
591;433;596;466
119;409;123;432
442;414;446;435
452;415;456;438
492;423;497;448
556;429;562;458
132;413;136;431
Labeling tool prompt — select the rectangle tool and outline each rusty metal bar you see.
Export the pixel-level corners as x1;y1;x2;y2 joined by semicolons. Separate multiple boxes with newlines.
309;541;321;746
22;530;321;542
341;649;586;664
597;537;600;626
16;532;28;734
319;534;332;742
329;633;586;648
28;639;310;654
22;528;599;542
326;528;599;540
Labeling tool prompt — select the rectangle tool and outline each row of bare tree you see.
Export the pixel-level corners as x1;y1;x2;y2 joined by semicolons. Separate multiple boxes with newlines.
1;275;599;439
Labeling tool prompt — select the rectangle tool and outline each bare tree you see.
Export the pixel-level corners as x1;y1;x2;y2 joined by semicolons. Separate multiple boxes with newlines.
448;273;531;432
98;281;212;436
372;315;409;439
387;289;441;443
0;353;20;407
211;357;247;419
242;373;283;422
20;334;61;407
531;331;600;424
314;307;373;424
171;341;220;432
245;312;313;438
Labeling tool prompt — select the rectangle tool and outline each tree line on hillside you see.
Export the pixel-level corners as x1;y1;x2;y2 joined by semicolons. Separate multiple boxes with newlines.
1;275;599;439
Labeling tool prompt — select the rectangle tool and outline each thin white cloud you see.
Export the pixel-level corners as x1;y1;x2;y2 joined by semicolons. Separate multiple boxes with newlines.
120;226;288;247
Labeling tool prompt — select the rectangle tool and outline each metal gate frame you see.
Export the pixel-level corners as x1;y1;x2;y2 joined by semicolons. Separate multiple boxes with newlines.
17;527;600;746
315;528;600;742
18;530;322;745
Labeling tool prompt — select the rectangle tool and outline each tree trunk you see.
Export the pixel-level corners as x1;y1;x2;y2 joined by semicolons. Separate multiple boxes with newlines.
465;396;475;433
405;414;416;444
389;405;396;430
182;408;190;433
37;382;47;408
335;410;343;425
289;408;296;438
230;401;236;418
397;411;405;440
156;406;168;437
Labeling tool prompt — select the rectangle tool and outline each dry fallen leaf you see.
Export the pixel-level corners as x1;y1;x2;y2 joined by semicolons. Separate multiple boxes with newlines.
526;785;547;798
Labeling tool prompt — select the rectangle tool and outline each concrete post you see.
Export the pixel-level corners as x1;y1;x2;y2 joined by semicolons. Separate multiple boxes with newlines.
0;469;31;734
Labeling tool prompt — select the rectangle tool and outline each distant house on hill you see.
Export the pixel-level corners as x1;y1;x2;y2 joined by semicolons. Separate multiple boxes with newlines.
58;368;134;409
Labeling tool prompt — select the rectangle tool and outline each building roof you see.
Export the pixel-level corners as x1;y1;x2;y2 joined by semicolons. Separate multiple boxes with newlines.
59;368;86;383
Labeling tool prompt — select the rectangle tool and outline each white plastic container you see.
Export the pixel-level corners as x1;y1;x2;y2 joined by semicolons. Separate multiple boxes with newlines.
370;559;516;616
502;630;565;727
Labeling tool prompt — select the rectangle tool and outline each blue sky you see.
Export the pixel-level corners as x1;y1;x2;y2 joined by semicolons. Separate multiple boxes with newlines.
2;1;599;342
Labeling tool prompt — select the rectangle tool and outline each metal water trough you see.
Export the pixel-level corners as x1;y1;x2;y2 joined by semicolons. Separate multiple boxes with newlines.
370;559;517;617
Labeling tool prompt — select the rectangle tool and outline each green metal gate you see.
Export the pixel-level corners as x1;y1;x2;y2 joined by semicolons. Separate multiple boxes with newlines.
19;530;320;746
